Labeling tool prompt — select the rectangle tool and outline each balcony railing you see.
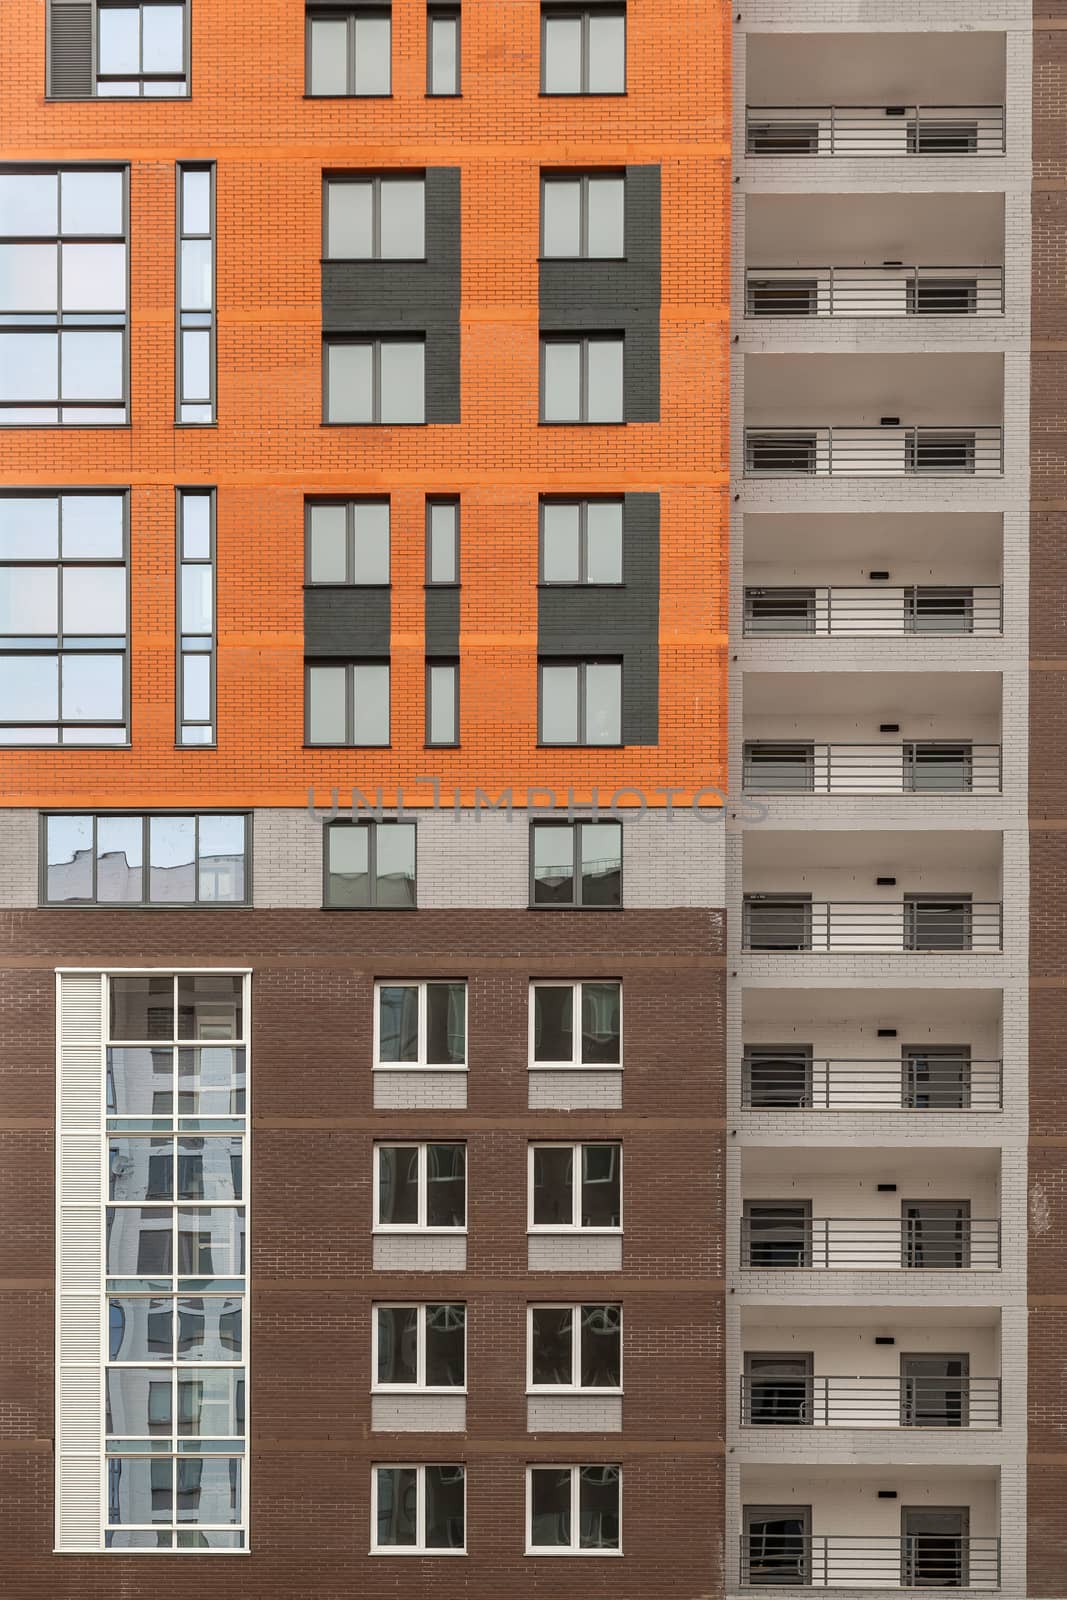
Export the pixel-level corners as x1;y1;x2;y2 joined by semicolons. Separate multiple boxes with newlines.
741;1056;1003;1111
743;586;1004;637
740;1215;1002;1270
742;899;1004;953
740;1375;1001;1429
744;426;1003;477
745;104;1006;157
739;1534;1001;1590
742;743;1002;796
746;266;1004;318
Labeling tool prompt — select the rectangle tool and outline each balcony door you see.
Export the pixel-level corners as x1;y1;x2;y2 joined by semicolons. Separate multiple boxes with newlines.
743;1201;812;1268
744;895;814;952
900;1353;969;1428
902;1200;971;1269
901;1045;972;1109
744;1352;813;1426
903;895;973;952
744;1046;814;1108
743;1504;812;1586
744;587;817;635
901;1507;969;1588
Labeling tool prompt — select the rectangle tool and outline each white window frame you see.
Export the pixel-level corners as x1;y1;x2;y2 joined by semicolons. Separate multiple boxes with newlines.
526;1304;622;1394
525;1464;623;1556
372;1302;467;1393
373;1141;467;1234
527;1142;622;1234
370;1463;467;1555
373;980;468;1072
528;980;623;1070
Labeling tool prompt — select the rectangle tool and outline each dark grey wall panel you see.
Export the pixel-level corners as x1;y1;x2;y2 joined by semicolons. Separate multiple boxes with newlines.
538;492;660;745
425;587;460;655
305;589;391;657
539;166;661;423
322;168;461;423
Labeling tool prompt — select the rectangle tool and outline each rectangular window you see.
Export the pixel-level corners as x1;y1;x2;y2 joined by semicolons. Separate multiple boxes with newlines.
541;335;624;423
324;174;425;260
539;659;622;745
43;814;249;906
306;661;390;745
530;820;622;908
540;500;623;584
306;499;390;585
374;1304;466;1390
527;1465;621;1553
375;1143;466;1231
529;1142;622;1231
529;1305;621;1391
0;166;127;425
426;659;459;746
375;981;467;1068
307;6;391;95
176;165;215;424
325;338;425;424
541;5;625;94
427;6;460;94
372;1464;465;1553
324;820;416;908
48;0;189;99
0;490;128;745
541;173;624;258
426;499;459;584
530;981;621;1067
176;490;215;746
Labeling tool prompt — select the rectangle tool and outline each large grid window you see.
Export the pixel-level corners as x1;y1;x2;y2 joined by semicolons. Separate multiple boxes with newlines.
527;1465;621;1553
375;981;467;1067
44;814;249;906
325;175;425;259
307;7;391;95
530;981;621;1067
0;166;127;425
539;659;622;745
529;1142;622;1232
325;338;426;424
372;1464;465;1553
541;173;625;258
528;1305;622;1391
541;5;626;94
104;973;248;1551
96;2;189;96
324;820;416;908
306;660;390;745
0;491;128;745
306;499;390;585
176;491;215;746
541;335;624;423
374;1304;466;1390
177;165;215;424
530;820;622;908
540;499;623;584
374;1142;467;1232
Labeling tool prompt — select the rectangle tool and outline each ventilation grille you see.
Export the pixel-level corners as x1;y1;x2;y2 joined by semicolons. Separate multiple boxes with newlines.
57;1456;101;1549
59;1294;101;1364
59;974;103;1131
60;1134;101;1196
59;1368;101;1452
59;1208;100;1291
49;1;93;99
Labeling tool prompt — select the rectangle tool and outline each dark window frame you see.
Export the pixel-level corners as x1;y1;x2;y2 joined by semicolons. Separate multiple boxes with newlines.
539;333;625;425
323;819;417;910
305;5;392;97
540;3;627;96
175;161;216;426
538;496;625;586
540;170;626;259
425;497;460;585
47;0;191;100
529;818;624;910
426;4;461;95
537;656;624;747
305;658;392;747
304;496;392;587
175;486;216;748
322;171;427;262
323;334;427;425
40;810;252;908
425;657;459;747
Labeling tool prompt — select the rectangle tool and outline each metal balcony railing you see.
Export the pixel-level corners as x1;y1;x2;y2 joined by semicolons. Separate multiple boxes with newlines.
740;1375;1002;1429
745;104;1006;157
739;1534;1001;1590
742;899;1004;953
741;1056;1003;1111
746;266;1004;318
743;586;1004;637
742;743;1003;796
740;1215;1002;1270
744;426;1004;477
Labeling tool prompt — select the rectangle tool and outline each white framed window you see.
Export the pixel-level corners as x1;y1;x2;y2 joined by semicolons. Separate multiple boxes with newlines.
373;1303;466;1391
526;1464;622;1553
528;1305;622;1392
372;1464;466;1553
529;981;621;1068
374;981;467;1069
374;1142;466;1232
528;1142;621;1232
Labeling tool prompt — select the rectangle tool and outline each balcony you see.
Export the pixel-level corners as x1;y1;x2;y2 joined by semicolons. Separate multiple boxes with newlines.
740;1373;1001;1430
738;1532;1000;1589
745;107;1005;159
741;1052;1003;1112
744;586;1003;638
742;744;1002;797
745;266;1003;319
744;427;1003;478
739;1212;1001;1270
742;901;1002;953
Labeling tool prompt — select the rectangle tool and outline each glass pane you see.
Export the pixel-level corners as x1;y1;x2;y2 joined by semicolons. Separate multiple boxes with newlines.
109;1297;172;1361
0;243;57;312
309;17;349;93
177;1296;243;1361
580;821;622;905
63;567;126;634
374;823;416;908
542;341;581;422
106;1205;173;1275
176;1207;245;1277
380;341;424;423
532;824;574;905
0;172;57;236
327;825;370;907
180;239;212;311
543;15;581;91
542;503;580;581
428;663;456;744
180;564;212;632
108;1044;173;1111
107;1369;173;1439
181;330;210;403
62;243;126;311
531;1306;573;1384
198;815;245;903
327;182;373;259
533;1145;573;1226
308;664;347;743
0;496;58;560
107;1458;173;1527
530;1466;571;1546
181;170;211;236
581;1304;621;1386
61;653;124;720
581;1143;620;1227
430;16;458;93
327;342;373;423
425;1303;465;1385
0;334;58;402
587;176;625;256
578;1464;620;1548
427;503;457;582
585;501;623;581
61;331;124;401
352;662;389;746
376;1305;419;1383
378;985;420;1062
98;8;139;74
426;983;465;1065
542;180;581;257
379;179;425;258
142;5;185;72
109;1136;172;1201
308;503;347;582
177;1369;243;1436
353;14;391;93
586;338;624;422
426;1143;465;1227
182;654;210;722
110;976;174;1042
582;982;621;1063
46;814;94;901
352;501;390;583
177;1137;242;1202
376;1466;417;1547
149;815;196;903
378;1146;419;1225
176;975;242;1041
534;986;573;1063
584;661;621;744
0;654;57;719
0;567;58;634
61;170;124;236
176;1457;241;1524
540;663;578;743
587;13;626;92
62;495;124;558
177;1045;245;1115
97;814;143;903
108;1530;173;1548
425;1465;464;1549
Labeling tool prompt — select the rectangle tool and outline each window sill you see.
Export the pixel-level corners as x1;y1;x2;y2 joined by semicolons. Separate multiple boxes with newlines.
175;421;218;430
527;1062;622;1071
372;1064;468;1073
425;93;462;100
370;1549;467;1557
305;93;394;100
322;255;428;265
320;421;428;428
373;1387;468;1396
538;420;627;428
538;254;628;264
527;1229;622;1238
424;582;461;590
7;742;132;751
374;1228;468;1237
525;1548;623;1557
303;743;393;750
527;904;624;912
41;902;252;912
526;1388;623;1398
538;91;628;98
322;904;419;912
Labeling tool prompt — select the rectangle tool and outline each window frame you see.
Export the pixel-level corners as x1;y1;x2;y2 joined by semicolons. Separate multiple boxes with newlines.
322;820;417;910
373;979;468;1071
527;1141;623;1234
322;172;427;262
323;335;427;425
528;980;623;1070
175;487;216;747
540;3;626;96
538;497;625;586
425;497;460;586
175;162;216;426
527;1303;623;1394
304;497;392;588
41;811;252;908
528;819;623;910
539;333;625;425
425;658;459;747
370;1463;466;1555
46;0;191;100
537;658;623;747
305;659;391;747
372;1302;467;1393
305;5;392;97
426;5;461;96
525;1463;623;1555
373;1141;467;1234
540;172;626;259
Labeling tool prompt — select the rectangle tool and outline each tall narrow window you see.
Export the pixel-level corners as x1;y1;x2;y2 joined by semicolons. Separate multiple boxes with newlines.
426;499;459;584
177;164;215;424
426;660;458;746
427;6;460;94
176;490;215;746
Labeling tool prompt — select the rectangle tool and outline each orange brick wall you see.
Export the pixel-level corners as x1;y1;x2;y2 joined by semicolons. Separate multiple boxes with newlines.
0;0;730;809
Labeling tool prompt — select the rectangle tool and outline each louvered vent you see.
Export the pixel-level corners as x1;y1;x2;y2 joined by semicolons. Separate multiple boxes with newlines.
57;1457;101;1549
49;1;93;100
58;974;102;1131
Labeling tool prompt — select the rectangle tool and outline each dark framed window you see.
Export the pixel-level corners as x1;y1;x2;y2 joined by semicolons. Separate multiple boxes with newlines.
0;490;128;745
306;6;391;95
48;0;189;99
0;165;128;425
426;659;459;746
176;164;215;424
306;660;390;746
43;813;249;906
539;659;622;745
530;820;622;908
541;5;625;94
541;172;625;258
540;334;624;423
743;1504;811;1586
540;499;623;584
175;489;215;746
324;337;426;424
324;174;425;260
306;499;390;585
426;498;459;584
427;5;460;94
324;820;416;908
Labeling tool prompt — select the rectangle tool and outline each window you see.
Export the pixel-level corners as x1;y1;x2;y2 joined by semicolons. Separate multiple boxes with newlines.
427;6;460;94
306;661;390;745
426;660;459;745
530;981;621;1067
0;491;128;745
540;500;623;584
529;1142;621;1231
0;166;127;424
539;660;622;745
541;6;625;94
426;499;459;583
528;1305;621;1391
306;500;390;585
307;6;391;95
44;814;249;905
742;1202;812;1268
324;821;415;908
372;1464;465;1553
542;174;624;258
176;165;215;424
527;1465;621;1553
375;981;467;1068
375;1143;466;1231
743;1353;813;1426
324;175;425;259
325;338;425;424
743;1505;811;1586
96;2;187;94
541;336;624;423
530;820;622;908
374;1304;465;1389
176;490;215;746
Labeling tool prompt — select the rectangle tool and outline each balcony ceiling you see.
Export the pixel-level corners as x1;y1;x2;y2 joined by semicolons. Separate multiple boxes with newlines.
743;829;1003;873
740;1304;1002;1329
747;31;1005;105
743;671;1001;719
745;353;1003;425
741;986;1003;1024
743;513;1004;571
745;193;1004;267
742;1144;998;1180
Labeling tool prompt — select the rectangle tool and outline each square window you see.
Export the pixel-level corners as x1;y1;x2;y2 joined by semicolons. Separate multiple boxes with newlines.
539;659;621;745
325;821;416;908
541;500;623;584
325;176;425;259
307;498;390;585
308;8;391;95
306;660;390;746
530;820;622;908
542;174;624;258
376;981;467;1066
373;1464;465;1552
530;1141;621;1231
531;981;621;1066
375;1142;466;1230
94;3;188;96
541;336;624;423
542;6;625;94
527;1464;621;1552
529;1304;621;1390
325;339;425;424
374;1303;466;1388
